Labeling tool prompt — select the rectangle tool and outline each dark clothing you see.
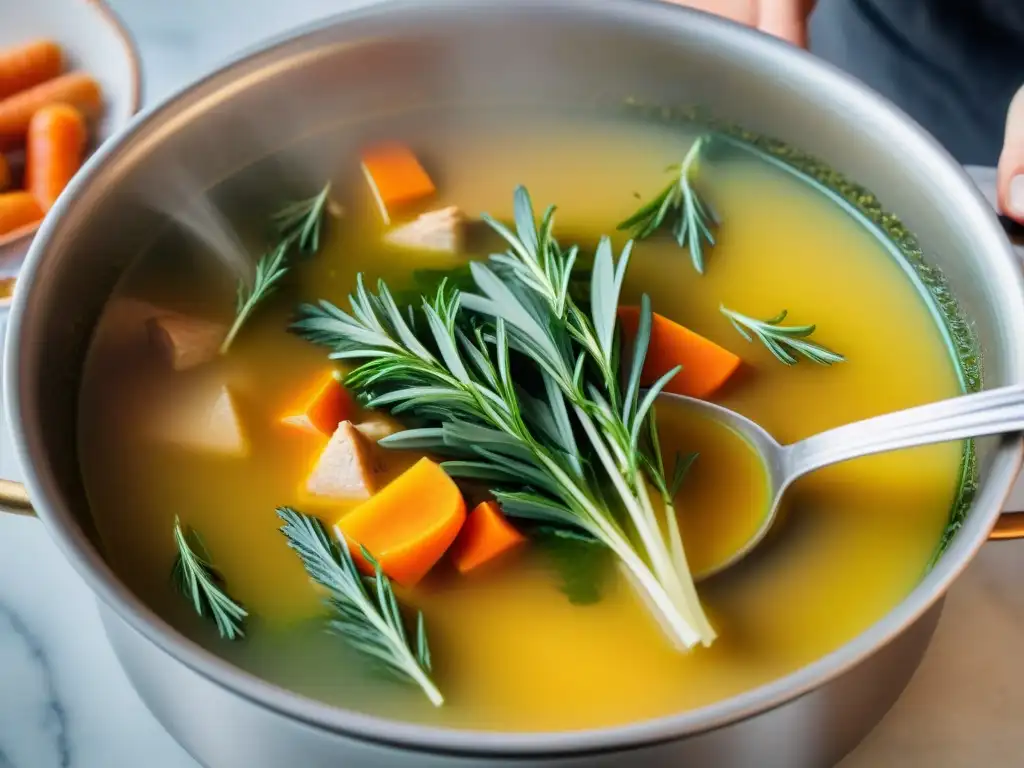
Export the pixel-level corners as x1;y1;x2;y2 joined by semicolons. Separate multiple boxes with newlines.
809;0;1024;166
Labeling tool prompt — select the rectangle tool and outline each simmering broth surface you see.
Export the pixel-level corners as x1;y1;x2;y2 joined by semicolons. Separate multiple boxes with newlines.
79;115;962;731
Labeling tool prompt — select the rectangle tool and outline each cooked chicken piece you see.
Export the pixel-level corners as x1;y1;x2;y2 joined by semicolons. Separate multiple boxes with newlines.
151;383;248;457
306;420;383;501
383;206;465;253
353;415;402;444
93;298;165;356
147;312;226;371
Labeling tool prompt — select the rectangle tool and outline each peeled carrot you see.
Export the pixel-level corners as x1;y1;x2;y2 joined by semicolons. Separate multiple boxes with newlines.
0;154;9;192
280;371;356;437
0;191;42;237
618;306;741;399
26;104;86;212
0;40;63;102
336;457;466;587
360;143;435;224
0;73;101;150
449;501;526;574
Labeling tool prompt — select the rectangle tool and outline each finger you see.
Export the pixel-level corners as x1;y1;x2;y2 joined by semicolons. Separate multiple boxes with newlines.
997;85;1024;222
757;0;816;48
663;0;757;25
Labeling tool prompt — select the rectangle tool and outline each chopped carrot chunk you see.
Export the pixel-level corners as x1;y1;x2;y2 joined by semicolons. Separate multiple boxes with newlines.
26;103;86;212
0;72;102;151
618;306;741;399
450;501;526;574
335;457;466;587
306;421;382;501
360;143;435;224
280;371;356;437
0;40;64;102
0;191;42;237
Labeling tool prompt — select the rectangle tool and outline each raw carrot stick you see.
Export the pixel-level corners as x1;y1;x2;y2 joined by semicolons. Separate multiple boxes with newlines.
336;457;467;587
0;73;101;150
26;104;86;211
449;501;526;574
0;153;9;192
618;306;741;399
360;143;436;224
0;191;42;236
0;40;64;102
280;371;356;437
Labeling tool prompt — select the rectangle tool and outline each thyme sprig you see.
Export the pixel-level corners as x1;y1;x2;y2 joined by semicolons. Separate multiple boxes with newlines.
721;304;846;366
171;516;247;641
277;507;442;706
618;136;719;274
292;186;716;652
220;183;333;354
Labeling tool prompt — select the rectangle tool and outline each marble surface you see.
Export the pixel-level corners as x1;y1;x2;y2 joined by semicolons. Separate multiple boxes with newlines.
1;2;1024;766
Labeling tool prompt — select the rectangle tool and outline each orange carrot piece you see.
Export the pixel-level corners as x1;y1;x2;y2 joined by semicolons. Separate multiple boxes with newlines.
280;372;356;436
0;153;9;192
0;73;102;150
618;306;741;399
360;143;435;224
336;457;466;587
26;104;86;212
449;501;526;574
0;191;42;236
0;40;64;102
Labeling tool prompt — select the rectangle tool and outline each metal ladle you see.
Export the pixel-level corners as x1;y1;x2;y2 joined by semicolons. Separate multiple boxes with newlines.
666;384;1024;580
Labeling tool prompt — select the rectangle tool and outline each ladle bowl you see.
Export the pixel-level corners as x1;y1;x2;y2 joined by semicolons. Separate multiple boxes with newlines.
673;384;1024;579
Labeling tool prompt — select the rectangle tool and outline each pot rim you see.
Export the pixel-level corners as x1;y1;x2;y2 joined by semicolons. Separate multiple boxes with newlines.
7;0;1024;757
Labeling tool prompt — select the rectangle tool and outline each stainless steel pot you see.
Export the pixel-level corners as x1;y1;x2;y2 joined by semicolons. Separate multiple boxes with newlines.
3;2;1024;766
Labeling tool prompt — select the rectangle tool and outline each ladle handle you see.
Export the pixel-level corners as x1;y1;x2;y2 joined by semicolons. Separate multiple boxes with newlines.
785;383;1024;479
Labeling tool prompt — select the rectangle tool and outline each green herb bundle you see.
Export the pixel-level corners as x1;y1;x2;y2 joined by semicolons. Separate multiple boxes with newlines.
292;186;715;652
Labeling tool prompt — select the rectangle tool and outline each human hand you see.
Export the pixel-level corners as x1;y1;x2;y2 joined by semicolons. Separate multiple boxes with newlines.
664;0;816;48
998;85;1024;224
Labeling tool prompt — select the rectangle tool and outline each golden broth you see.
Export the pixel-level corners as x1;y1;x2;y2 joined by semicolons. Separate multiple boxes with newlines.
78;115;963;732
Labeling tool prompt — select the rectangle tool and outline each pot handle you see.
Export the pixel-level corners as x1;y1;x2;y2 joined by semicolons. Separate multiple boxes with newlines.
0;479;32;516
0;225;34;517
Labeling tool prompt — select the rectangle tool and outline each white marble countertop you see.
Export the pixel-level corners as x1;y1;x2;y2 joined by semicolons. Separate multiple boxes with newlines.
1;2;1024;766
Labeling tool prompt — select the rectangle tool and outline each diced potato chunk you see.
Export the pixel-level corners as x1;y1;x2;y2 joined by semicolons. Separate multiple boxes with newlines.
306;421;383;501
151;383;248;457
383;207;465;254
147;312;226;371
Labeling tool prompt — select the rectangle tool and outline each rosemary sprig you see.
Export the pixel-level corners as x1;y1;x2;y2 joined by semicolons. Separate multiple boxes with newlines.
478;188;714;644
618;135;719;274
277;507;442;707
171;516;247;641
220;183;332;354
272;183;333;255
720;304;846;366
291;186;716;652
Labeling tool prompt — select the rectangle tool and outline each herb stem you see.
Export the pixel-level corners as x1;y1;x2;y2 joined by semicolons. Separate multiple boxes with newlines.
348;573;445;707
574;405;669;572
573;404;708;646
